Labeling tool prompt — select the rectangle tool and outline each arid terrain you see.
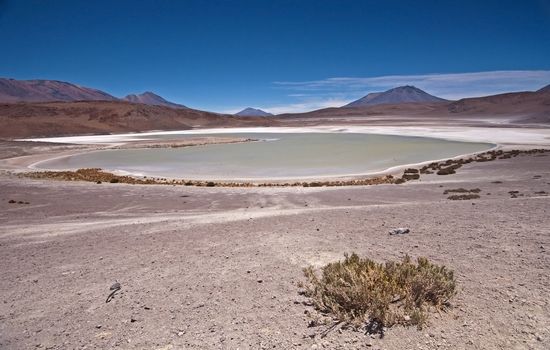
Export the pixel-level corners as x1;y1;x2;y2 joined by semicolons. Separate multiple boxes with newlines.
1;79;550;350
1;81;549;139
1;141;549;349
0;101;277;139
2;1;549;348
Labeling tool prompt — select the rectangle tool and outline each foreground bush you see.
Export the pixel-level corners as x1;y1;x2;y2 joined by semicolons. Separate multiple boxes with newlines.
302;253;456;332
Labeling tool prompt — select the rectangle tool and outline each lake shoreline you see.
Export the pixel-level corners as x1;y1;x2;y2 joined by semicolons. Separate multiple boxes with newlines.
4;125;550;182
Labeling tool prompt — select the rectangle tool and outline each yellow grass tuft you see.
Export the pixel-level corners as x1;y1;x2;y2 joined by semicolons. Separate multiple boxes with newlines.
302;253;456;333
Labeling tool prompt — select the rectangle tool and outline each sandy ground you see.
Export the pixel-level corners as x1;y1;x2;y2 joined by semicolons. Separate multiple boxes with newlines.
1;144;549;349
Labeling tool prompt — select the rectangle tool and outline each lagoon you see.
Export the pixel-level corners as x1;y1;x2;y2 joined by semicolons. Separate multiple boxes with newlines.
33;132;494;180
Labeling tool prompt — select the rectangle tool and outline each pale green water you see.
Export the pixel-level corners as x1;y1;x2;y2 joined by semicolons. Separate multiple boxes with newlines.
35;133;494;180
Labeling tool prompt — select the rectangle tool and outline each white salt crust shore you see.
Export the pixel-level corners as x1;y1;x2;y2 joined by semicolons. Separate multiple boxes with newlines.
15;125;550;182
21;125;550;146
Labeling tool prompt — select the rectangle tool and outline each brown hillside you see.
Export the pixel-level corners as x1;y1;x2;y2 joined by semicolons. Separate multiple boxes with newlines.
0;101;276;139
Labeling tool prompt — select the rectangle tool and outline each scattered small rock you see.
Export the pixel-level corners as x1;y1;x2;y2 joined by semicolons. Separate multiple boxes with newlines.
389;228;410;235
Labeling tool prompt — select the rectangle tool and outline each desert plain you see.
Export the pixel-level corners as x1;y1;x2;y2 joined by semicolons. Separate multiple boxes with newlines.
1;122;549;350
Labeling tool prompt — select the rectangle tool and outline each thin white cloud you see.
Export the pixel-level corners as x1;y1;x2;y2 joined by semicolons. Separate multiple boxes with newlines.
274;70;550;99
219;70;550;114
263;98;351;114
220;98;351;115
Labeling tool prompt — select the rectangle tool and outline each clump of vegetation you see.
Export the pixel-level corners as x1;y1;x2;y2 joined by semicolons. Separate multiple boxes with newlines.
109;178;119;183
8;199;29;204
401;168;421;181
436;165;460;175
447;194;480;200
301;253;456;333
402;173;420;180
443;188;481;195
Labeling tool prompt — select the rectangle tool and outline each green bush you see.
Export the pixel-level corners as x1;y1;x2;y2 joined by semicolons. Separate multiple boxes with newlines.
302;253;456;331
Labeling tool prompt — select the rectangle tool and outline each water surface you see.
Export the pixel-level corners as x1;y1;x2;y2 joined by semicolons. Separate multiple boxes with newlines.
35;132;493;180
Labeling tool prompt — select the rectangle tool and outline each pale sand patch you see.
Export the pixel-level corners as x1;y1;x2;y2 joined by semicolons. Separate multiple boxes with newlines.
0;204;376;240
22;125;550;147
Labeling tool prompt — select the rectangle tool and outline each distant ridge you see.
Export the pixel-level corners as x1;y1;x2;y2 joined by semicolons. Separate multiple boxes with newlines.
344;85;447;107
538;84;550;93
0;78;117;103
235;107;273;117
123;91;187;109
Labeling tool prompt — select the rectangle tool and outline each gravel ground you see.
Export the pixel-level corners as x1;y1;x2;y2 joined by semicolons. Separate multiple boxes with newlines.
0;152;549;349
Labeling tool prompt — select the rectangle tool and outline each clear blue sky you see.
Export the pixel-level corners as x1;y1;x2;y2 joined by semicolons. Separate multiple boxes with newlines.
1;0;549;113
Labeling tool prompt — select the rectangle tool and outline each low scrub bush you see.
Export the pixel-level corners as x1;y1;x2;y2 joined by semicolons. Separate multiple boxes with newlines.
436;166;456;175
302;253;456;332
402;173;420;180
443;188;481;194
447;194;480;200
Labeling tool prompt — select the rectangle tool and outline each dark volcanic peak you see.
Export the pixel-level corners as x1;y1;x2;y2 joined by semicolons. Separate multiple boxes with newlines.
344;92;382;107
123;91;187;109
345;85;447;107
235;107;273;117
537;84;550;93
0;78;117;103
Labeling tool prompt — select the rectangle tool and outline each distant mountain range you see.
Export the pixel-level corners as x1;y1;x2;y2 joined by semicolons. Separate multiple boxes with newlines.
123;92;187;109
277;84;550;125
1;77;549;138
0;78;187;109
235;107;273;117
0;78;118;103
345;85;447;107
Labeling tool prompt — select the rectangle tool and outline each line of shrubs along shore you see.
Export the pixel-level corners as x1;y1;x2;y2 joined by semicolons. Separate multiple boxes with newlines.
22;149;549;187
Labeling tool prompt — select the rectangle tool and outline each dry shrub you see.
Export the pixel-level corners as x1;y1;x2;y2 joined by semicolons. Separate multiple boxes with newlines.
436;166;457;175
302;253;456;332
447;194;480;200
402;173;420;180
443;188;481;194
